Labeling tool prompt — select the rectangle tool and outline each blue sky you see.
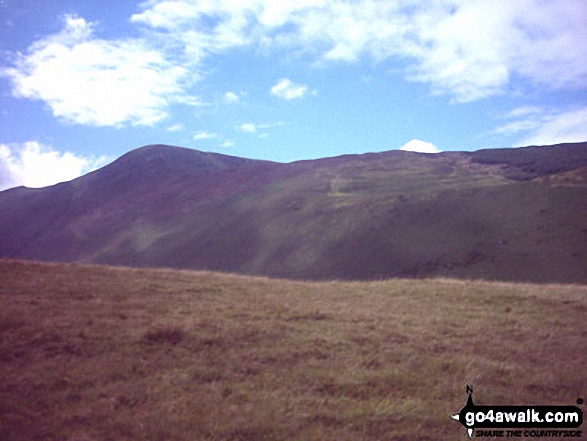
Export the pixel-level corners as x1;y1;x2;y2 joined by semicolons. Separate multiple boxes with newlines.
1;0;586;190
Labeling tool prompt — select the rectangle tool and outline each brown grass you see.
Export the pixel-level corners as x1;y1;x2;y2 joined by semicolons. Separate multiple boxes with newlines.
0;259;585;440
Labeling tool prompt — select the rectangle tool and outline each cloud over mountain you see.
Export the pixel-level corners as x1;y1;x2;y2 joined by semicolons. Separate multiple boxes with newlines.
3;0;585;131
1;15;199;127
0;141;109;190
493;106;587;147
400;139;440;154
129;0;587;103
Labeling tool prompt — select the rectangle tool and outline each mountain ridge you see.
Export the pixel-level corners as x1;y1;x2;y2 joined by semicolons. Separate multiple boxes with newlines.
1;142;586;283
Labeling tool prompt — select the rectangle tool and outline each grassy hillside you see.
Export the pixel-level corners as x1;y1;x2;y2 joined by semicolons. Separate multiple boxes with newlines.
1;143;586;283
1;260;585;440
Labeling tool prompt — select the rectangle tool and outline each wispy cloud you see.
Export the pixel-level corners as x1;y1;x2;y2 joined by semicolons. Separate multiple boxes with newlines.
400;139;441;154
131;0;587;103
237;121;282;134
3;0;586;127
239;123;257;133
271;78;309;100
166;123;184;132
520;108;587;146
492;119;542;136
224;91;239;103
193;131;218;140
0;141;109;190
504;106;545;119
493;107;587;146
220;140;234;148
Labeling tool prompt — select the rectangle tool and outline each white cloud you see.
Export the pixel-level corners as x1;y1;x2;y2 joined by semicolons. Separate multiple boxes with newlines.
4;1;587;125
271;78;309;99
130;0;587;103
504;106;545;118
166;123;184;132
131;1;202;29
0;141;109;191
1;15;197;127
193;131;218;140
237;121;280;134
239;123;257;133
519;108;587;146
224;91;239;103
492;119;542;135
221;140;234;148
400;139;441;154
173;95;204;106
394;0;587;102
492;107;587;146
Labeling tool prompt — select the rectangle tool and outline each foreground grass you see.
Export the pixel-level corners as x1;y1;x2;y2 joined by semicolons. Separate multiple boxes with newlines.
0;260;585;440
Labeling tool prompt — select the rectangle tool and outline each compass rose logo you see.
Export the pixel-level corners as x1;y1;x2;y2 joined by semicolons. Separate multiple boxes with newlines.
450;385;583;438
451;385;476;438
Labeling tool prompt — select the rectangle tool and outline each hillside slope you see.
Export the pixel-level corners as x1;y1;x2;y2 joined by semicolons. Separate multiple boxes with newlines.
0;142;586;282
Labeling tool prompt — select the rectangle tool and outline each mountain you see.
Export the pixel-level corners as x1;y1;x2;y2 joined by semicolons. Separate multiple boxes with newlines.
1;142;586;283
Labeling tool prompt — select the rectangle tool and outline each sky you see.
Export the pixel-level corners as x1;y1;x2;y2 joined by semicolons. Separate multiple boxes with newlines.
1;0;586;190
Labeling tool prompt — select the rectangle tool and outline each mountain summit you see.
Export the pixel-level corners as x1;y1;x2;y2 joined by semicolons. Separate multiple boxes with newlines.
106;144;263;174
1;142;586;283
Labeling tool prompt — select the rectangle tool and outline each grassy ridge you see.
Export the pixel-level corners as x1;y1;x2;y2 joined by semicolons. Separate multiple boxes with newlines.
2;143;587;283
1;260;585;440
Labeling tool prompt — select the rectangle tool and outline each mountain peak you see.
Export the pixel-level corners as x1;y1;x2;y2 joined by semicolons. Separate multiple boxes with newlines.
82;145;270;187
115;144;261;173
1;142;586;283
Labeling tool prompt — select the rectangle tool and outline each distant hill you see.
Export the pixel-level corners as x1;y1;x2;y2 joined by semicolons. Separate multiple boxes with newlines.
1;142;586;283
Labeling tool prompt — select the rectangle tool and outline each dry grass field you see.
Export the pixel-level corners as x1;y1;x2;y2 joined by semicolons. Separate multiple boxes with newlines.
0;259;585;440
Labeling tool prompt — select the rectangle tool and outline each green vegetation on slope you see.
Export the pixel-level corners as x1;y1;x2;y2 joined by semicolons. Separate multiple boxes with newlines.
471;142;587;180
1;260;585;440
